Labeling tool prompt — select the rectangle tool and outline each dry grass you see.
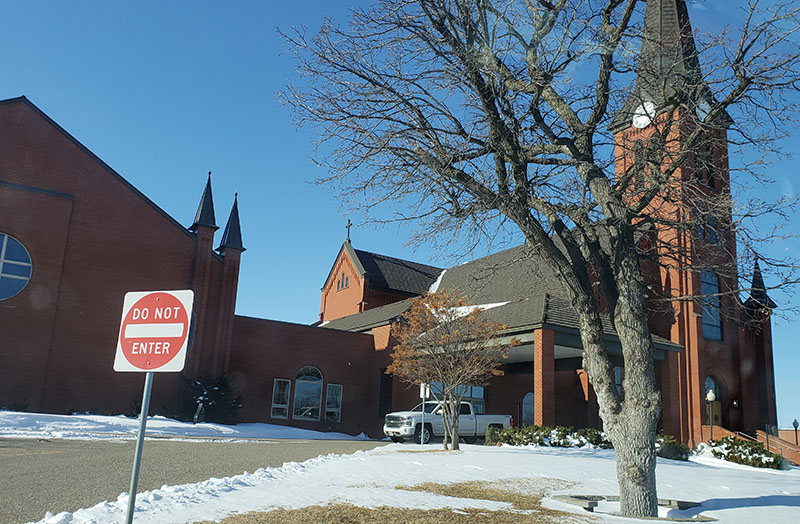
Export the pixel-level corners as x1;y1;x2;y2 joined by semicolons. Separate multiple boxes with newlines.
194;478;594;524
395;449;462;454
396;479;570;511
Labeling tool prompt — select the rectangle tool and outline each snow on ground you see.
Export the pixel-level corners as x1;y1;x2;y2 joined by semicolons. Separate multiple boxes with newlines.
0;410;369;441
2;411;799;524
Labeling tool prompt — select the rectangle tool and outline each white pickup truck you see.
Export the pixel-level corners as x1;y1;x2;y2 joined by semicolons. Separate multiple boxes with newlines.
383;401;514;444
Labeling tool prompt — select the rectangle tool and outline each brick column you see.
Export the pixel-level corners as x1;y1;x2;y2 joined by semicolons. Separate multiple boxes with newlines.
533;328;555;426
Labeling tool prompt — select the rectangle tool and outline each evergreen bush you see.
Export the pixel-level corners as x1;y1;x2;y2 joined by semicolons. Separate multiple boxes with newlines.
485;425;501;446
655;433;690;461
485;425;612;449
709;436;783;469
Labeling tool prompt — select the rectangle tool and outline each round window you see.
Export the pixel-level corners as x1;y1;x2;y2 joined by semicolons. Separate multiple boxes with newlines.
0;233;32;300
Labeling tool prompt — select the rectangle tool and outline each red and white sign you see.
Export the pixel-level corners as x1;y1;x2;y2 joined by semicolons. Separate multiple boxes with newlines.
113;290;194;372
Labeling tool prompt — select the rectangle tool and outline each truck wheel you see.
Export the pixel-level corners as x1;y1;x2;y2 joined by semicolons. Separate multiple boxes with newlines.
462;436;477;444
390;436;405;443
414;424;432;444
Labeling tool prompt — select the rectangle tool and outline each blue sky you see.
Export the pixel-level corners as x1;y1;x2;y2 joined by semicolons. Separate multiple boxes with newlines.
1;1;797;429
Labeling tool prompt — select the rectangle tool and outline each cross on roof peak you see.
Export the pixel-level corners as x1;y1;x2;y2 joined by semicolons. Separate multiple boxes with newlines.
345;219;352;243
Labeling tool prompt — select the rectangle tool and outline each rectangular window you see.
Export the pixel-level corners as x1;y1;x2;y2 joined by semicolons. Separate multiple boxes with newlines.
293;380;322;420
614;367;624;398
271;379;291;419
325;383;343;422
701;271;723;341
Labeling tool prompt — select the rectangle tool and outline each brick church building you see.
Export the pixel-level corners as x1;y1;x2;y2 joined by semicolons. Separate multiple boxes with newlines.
0;0;779;445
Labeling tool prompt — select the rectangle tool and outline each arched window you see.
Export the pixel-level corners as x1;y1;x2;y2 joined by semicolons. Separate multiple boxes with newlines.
0;233;32;301
704;376;719;400
521;392;534;427
293;366;323;420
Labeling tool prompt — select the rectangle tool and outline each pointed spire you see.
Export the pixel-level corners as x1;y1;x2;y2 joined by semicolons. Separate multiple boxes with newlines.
611;0;731;131
638;0;702;99
190;172;218;231
217;193;245;253
745;258;776;310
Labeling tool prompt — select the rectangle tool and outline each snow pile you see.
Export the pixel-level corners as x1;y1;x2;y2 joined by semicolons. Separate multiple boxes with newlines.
0;411;368;441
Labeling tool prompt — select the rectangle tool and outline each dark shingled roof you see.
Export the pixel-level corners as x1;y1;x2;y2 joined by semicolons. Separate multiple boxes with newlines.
322;299;412;332
434;244;564;304
324;244;680;351
353;248;442;295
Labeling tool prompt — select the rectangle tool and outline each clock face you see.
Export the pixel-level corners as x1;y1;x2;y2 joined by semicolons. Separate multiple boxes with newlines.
696;99;711;122
632;102;656;129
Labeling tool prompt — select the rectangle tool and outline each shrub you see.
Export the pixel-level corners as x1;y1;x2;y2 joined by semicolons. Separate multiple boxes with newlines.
655;433;689;461
549;426;575;447
485;425;612;449
575;427;613;449
485;426;502;446
2;399;29;412
181;375;242;424
709;436;783;469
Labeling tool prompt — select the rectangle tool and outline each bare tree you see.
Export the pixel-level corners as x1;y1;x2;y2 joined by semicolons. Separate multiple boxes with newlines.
282;0;800;516
387;290;512;450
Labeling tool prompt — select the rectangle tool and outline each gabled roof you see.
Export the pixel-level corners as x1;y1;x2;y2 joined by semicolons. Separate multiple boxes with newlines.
322;243;680;352
353;248;442;294
190;173;218;231
321;241;442;294
217;194;245;252
0;96;198;241
611;0;731;131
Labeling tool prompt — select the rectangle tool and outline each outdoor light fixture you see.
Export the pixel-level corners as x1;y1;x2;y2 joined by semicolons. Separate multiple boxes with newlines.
706;389;716;441
731;399;739;408
793;419;799;446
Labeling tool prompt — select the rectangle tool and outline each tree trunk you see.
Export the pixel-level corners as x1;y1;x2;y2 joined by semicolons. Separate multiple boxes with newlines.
450;401;460;451
607;251;661;517
612;411;659;516
441;396;452;450
442;395;461;451
577;248;661;517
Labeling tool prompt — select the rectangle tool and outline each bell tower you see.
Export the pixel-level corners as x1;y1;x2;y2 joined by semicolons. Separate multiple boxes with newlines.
611;0;775;444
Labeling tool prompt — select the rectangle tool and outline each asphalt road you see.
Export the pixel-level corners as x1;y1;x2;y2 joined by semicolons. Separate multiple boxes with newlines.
0;437;388;524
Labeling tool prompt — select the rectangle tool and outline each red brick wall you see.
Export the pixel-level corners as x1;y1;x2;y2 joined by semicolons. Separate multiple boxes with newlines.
0;99;233;416
229;316;382;437
319;249;365;322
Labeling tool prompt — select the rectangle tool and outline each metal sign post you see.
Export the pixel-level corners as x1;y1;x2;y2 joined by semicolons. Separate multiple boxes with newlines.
419;382;430;445
114;290;194;524
125;371;154;524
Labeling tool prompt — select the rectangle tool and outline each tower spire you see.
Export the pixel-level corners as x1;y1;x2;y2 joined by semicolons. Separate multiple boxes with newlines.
611;0;731;131
745;258;776;310
217;193;245;253
190;172;218;231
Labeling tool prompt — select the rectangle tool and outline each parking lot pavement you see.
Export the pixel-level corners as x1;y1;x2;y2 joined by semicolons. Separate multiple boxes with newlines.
0;437;388;524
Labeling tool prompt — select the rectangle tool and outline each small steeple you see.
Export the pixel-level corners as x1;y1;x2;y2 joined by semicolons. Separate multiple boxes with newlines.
190;172;218;231
217;194;245;253
744;258;776;310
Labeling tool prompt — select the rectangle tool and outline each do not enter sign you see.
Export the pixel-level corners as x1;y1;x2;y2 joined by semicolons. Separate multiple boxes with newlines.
114;290;194;372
